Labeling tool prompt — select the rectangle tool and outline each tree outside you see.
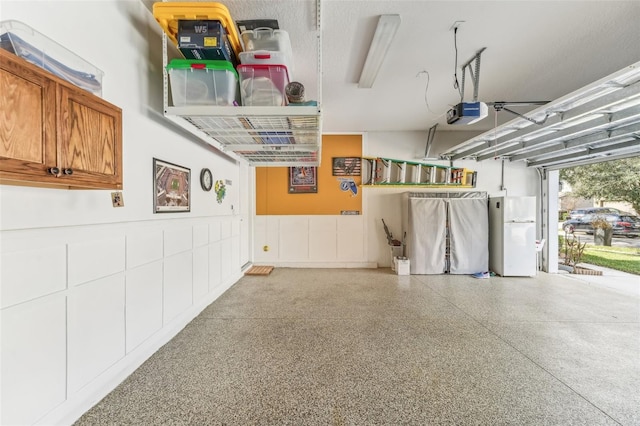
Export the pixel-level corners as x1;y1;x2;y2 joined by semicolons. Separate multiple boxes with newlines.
560;157;640;214
558;157;640;275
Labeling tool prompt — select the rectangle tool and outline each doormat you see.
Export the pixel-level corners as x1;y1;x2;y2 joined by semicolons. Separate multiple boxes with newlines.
245;265;274;276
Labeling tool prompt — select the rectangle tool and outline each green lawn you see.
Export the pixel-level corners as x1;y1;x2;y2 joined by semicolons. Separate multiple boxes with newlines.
581;245;640;275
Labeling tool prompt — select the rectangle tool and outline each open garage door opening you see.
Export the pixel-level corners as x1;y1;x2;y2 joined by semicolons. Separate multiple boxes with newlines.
553;157;640;277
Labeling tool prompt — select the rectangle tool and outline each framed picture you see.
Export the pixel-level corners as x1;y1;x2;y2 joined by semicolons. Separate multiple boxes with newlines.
153;158;190;213
332;157;361;176
288;166;317;193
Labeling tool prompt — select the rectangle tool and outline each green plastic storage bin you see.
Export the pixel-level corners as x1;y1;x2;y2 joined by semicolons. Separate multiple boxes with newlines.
167;59;239;106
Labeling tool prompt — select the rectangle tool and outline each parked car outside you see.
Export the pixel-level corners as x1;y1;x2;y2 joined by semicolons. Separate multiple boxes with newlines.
562;213;640;237
568;207;621;220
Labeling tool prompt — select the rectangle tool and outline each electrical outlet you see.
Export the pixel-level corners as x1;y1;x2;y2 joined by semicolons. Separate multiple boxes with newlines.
111;191;124;207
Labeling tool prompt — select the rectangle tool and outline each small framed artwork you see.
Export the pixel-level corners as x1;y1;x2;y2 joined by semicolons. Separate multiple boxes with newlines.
153;158;191;213
288;166;317;193
332;157;361;176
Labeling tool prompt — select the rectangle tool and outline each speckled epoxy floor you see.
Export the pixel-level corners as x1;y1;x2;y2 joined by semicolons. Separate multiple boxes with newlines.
75;269;640;425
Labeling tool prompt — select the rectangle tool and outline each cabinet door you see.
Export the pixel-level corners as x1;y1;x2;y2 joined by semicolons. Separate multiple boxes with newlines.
58;85;123;189
0;51;57;182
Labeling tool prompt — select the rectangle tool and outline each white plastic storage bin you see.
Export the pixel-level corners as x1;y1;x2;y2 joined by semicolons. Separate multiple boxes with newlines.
239;50;294;80
0;19;103;96
167;59;239;106
240;28;294;76
237;64;290;106
395;257;410;276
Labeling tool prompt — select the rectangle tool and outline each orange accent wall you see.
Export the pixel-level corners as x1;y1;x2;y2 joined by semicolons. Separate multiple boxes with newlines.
256;135;362;215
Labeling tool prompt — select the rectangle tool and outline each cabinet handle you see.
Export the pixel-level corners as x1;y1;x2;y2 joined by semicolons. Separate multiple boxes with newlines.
47;167;60;176
63;168;73;175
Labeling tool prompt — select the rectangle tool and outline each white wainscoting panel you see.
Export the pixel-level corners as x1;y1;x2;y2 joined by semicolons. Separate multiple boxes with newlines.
309;217;338;260
164;227;193;257
279;217;309;260
68;237;125;287
1;245;67;308
0;216;244;426
67;274;126;394
220;238;233;282
193;224;209;248
253;215;279;263
163;252;194;324
232;218;241;237
125;262;163;352
240;214;250;266
126;230;163;269
209;221;222;242
251;216;371;267
337;216;366;260
193;246;209;300
232;236;240;271
209;241;222;290
0;296;67;426
221;219;232;240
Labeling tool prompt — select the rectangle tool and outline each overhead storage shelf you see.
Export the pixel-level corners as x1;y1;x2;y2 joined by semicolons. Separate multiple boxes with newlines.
163;105;322;166
155;1;322;167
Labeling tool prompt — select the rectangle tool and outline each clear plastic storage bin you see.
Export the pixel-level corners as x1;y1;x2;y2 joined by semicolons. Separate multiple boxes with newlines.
239;50;293;81
237;64;290;106
167;59;239;106
240;28;293;75
0;20;103;96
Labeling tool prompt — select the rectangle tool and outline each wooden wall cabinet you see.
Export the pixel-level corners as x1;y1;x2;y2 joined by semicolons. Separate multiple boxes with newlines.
0;49;122;189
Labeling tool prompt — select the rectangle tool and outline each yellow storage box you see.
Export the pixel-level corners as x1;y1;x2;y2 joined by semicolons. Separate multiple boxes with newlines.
153;2;242;58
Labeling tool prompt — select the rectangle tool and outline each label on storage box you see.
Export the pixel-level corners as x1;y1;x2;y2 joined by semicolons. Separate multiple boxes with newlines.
193;25;209;34
204;37;218;47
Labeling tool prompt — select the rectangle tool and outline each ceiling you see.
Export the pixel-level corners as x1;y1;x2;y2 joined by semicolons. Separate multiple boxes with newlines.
152;0;640;167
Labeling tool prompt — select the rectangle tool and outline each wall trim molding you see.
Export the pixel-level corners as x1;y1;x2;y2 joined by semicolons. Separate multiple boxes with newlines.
258;262;378;269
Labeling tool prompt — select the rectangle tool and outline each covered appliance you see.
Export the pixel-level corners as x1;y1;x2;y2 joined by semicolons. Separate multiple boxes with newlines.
489;196;537;277
402;192;489;275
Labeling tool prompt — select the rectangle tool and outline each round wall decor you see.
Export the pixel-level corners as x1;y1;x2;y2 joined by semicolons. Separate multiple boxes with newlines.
200;168;213;191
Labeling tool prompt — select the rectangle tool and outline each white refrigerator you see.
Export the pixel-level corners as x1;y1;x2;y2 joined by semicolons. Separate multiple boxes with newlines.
489;196;537;276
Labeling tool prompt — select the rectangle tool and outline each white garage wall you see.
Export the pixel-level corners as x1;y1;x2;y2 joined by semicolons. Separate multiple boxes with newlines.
0;1;247;425
0;2;542;423
252;131;539;268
